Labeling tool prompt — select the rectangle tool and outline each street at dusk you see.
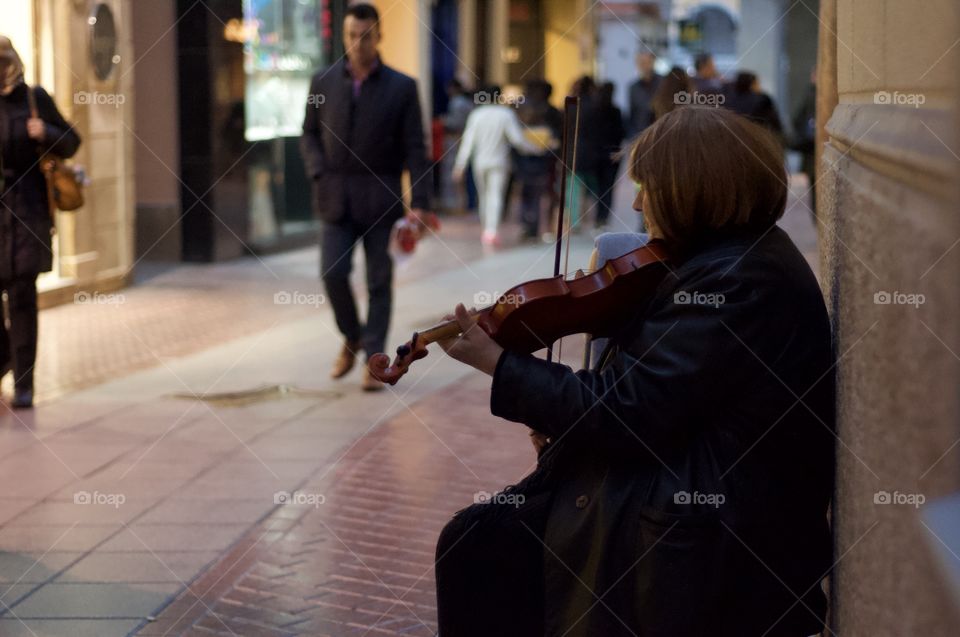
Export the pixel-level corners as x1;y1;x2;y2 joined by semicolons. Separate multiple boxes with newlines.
1;1;958;636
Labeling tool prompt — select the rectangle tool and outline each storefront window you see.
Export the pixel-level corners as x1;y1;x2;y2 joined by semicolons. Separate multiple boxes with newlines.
242;0;329;247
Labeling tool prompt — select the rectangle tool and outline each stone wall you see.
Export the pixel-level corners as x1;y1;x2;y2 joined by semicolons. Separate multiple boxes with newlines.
818;1;960;634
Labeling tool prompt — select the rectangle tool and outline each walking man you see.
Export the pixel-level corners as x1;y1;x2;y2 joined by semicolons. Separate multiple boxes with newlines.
301;3;432;391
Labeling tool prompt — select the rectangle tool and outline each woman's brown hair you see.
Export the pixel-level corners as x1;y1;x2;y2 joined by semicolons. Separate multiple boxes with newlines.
628;105;787;247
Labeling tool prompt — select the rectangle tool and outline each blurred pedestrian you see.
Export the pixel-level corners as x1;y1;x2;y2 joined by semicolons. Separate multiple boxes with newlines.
441;78;476;212
589;82;625;231
453;85;539;247
692;52;723;95
791;67;817;216
0;36;81;409
627;51;662;137
565;76;599;234
723;71;784;145
514;79;561;241
651;66;694;121
300;3;432;392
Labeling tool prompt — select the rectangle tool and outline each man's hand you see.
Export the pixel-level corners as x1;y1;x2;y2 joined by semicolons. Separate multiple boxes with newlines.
437;303;504;376
27;118;45;142
451;167;465;184
407;208;428;225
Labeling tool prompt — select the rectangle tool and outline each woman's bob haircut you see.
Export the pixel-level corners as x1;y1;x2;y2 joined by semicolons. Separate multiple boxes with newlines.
628;106;787;246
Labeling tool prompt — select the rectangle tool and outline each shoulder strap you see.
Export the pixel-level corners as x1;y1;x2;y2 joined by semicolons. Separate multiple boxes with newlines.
26;86;39;119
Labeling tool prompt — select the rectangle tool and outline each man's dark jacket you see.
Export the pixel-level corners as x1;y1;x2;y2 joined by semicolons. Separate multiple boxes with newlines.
491;226;835;637
0;84;81;280
300;59;431;226
628;74;661;136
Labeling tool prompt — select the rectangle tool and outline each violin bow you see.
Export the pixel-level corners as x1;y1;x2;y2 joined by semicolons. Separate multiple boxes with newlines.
547;95;581;365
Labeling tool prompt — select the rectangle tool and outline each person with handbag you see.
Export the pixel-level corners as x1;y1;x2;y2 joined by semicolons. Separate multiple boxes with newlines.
0;36;81;408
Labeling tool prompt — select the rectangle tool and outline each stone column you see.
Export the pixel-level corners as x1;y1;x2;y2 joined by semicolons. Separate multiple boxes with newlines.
819;0;960;634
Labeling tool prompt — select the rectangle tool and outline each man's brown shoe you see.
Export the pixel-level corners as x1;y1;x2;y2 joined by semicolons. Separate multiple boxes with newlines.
330;341;361;379
361;366;385;392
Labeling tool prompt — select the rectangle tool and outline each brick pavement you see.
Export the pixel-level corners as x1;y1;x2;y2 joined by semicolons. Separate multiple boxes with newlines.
140;372;537;636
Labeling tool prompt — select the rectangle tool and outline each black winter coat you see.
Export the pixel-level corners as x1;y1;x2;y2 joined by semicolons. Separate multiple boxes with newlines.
491;226;835;637
300;60;431;226
0;83;81;280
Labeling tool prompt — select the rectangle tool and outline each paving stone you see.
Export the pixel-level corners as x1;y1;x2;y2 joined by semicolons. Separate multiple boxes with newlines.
0;618;142;636
9;582;180;618
55;551;221;584
0;552;82;583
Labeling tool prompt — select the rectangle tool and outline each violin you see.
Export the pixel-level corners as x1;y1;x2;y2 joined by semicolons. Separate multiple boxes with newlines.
367;241;671;384
367;95;672;385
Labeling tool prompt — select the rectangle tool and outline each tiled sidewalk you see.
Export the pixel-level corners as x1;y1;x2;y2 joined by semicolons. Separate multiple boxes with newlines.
140;372;536;636
21;215;487;403
0;232;588;636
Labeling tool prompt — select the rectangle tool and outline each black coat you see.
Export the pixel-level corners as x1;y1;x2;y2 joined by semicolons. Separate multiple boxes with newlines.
490;226;835;637
0;84;81;280
300;60;431;226
628;74;661;136
723;89;785;142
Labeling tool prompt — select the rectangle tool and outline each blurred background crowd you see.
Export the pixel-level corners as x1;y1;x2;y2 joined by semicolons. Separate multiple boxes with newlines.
433;48;818;247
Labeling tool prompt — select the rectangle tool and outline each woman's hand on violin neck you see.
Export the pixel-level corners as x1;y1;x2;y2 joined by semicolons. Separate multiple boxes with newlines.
437;303;504;377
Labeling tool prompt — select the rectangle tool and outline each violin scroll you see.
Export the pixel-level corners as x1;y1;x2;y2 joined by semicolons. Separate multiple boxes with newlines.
367;334;429;385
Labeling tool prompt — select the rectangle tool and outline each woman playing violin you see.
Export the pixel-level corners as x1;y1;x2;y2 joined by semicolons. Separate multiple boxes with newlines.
430;105;834;637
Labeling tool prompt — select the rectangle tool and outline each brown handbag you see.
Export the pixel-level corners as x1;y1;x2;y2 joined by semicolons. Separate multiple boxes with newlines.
26;87;84;215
